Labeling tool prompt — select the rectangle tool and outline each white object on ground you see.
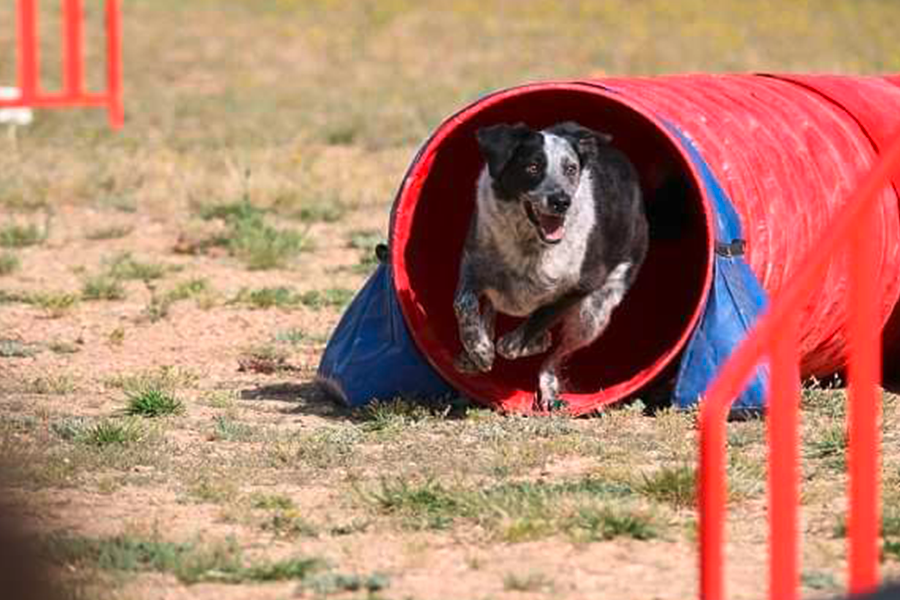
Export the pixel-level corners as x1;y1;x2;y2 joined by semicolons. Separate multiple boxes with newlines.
0;87;34;126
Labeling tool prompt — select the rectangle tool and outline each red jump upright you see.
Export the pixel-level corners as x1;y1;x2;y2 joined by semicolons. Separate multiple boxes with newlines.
0;0;123;128
697;124;900;600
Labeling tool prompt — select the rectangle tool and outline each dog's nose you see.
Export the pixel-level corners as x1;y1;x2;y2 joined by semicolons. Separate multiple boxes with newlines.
548;192;571;214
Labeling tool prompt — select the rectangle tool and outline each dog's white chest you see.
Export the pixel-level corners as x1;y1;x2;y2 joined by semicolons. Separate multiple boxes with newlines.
484;242;584;316
484;202;595;317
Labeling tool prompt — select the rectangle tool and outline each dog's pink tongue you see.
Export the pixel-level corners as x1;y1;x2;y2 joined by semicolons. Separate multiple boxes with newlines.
539;214;566;241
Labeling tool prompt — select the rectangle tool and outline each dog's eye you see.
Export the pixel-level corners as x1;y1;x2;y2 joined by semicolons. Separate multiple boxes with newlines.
525;163;540;175
564;164;578;177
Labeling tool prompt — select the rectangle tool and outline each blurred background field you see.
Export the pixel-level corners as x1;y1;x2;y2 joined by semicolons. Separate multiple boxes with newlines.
3;0;900;220
2;2;900;600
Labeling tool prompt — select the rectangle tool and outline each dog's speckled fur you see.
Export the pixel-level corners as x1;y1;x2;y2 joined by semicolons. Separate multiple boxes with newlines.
454;121;649;410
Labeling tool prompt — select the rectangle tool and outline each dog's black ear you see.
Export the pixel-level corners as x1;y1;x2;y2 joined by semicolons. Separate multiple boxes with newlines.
547;121;613;163
476;122;535;178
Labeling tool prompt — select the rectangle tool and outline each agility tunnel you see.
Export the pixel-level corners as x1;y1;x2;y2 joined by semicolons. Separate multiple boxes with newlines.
319;74;900;415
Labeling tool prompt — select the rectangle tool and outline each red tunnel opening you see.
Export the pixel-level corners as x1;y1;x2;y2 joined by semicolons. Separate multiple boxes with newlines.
391;83;715;414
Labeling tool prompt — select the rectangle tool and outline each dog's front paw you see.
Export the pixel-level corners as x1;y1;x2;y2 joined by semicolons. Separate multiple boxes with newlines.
497;329;552;360
455;339;495;374
454;352;479;374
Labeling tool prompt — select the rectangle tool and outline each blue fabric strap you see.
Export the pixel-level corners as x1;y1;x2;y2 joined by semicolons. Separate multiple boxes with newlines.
664;122;770;412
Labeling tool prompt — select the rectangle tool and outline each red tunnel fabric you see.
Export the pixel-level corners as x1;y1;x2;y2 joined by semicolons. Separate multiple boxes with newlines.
389;75;900;414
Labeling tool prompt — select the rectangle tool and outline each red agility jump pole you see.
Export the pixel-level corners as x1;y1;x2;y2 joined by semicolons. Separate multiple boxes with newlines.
698;129;900;600
0;0;122;128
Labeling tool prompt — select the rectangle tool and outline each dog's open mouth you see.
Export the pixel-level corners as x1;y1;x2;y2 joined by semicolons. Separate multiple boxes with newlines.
524;201;566;244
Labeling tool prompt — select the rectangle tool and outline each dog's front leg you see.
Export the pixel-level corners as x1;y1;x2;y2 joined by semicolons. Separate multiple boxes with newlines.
537;263;632;410
496;292;585;361
453;281;496;374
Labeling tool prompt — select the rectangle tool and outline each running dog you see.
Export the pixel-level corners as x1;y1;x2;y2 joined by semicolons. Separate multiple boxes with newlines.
454;121;649;410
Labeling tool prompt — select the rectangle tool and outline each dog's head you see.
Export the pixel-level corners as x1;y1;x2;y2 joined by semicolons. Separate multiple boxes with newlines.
475;121;612;244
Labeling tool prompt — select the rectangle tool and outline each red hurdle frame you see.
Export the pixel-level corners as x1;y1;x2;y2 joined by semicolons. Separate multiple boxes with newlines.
698;131;900;599
0;0;122;128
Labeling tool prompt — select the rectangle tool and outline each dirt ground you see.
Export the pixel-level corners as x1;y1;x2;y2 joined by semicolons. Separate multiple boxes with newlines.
3;1;900;599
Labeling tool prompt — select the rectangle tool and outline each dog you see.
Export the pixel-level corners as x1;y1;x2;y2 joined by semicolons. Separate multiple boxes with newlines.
453;121;649;410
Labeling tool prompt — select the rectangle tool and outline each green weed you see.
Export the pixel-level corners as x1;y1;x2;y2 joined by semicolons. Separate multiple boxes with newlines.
82;275;126;301
126;387;184;417
212;416;259;441
44;533;324;584
637;465;696;509
0;223;45;248
298;288;354;310
0;339;37;358
0;252;20;275
27;291;79;318
85;225;133;240
106;252;171;281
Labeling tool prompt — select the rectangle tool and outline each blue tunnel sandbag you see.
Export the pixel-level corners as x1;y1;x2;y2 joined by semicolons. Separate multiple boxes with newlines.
316;262;454;407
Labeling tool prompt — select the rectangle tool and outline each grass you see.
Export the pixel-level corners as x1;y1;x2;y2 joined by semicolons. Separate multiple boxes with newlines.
231;286;353;310
197;198;310;270
229;218;309;270
296;202;346;224
186;475;241;505
565;506;657;542
85;225;134;240
237;344;290;374
250;493;296;511
0;339;37;358
359;398;438;432
834;509;900;539
199;390;238;409
107;327;126;345
0;222;46;248
298;288;355;310
126;387;185;417
366;476;641;541
346;228;385;274
231;286;298;309
54;418;147;447
48;340;81;354
369;479;461;531
301;572;390;596
0;251;20;275
166;277;211;302
503;572;553;592
5;1;900;597
105;252;171;281
27;291;79;318
261;511;319;539
273;327;310;345
82;275;127;301
801;570;840;591
44;533;324;584
142;285;172;322
637;465;696;509
806;421;847;460
105;366;199;392
292;427;363;470
23;374;77;395
886;540;900;561
212;415;259;441
141;278;213;322
82;419;146;447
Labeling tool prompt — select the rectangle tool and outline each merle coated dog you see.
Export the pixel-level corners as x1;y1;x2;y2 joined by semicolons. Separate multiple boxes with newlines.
453;121;649;410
